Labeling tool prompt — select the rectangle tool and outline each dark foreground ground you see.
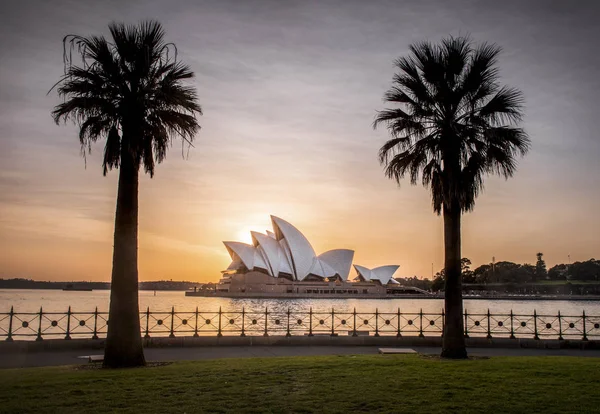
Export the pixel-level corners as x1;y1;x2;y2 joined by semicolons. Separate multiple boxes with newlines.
1;355;600;413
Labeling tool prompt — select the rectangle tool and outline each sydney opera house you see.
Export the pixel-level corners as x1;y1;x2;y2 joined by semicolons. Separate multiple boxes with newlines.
188;216;427;298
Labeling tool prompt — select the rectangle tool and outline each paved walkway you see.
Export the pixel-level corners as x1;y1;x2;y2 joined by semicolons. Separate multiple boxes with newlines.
1;346;600;369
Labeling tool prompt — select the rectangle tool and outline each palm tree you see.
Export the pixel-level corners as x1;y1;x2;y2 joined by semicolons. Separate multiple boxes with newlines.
51;21;202;367
374;36;529;358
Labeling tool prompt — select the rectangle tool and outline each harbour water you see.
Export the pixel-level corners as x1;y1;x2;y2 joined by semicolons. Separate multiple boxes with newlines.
2;289;599;316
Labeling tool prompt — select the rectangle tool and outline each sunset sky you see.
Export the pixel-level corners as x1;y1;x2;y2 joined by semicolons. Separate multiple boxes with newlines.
1;0;599;283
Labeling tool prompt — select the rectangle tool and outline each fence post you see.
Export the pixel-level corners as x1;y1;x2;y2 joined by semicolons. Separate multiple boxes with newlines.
145;307;151;338
241;307;246;337
509;310;515;339
92;307;99;340
396;308;401;337
263;307;269;337
331;308;335;336
441;308;445;337
6;306;14;341
418;309;424;338
464;309;469;338
36;307;43;341
217;306;222;337
286;308;291;337
169;306;175;338
352;308;357;337
193;306;199;337
533;310;539;340
486;309;492;339
65;306;71;340
558;311;563;340
308;307;313;336
375;308;380;337
582;311;588;341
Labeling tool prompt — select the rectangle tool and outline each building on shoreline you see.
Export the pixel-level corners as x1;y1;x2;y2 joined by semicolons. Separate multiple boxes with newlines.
187;216;428;298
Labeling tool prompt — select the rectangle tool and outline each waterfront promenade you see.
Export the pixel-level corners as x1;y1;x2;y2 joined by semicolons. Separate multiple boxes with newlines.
2;345;600;369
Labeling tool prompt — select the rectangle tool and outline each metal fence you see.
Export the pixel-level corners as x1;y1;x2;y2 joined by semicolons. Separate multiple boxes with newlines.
1;306;599;341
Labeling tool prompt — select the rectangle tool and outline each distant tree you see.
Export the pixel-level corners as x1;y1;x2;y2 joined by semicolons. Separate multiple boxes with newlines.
375;36;529;358
548;263;568;280
473;264;492;284
493;261;521;283
461;258;476;283
534;252;547;282
518;264;536;283
51;21;202;368
569;259;600;281
431;272;445;291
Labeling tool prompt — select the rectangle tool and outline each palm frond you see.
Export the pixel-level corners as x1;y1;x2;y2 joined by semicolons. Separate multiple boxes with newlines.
376;35;528;214
51;20;202;176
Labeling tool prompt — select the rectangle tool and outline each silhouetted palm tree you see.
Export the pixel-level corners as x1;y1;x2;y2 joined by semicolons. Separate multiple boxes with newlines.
374;36;529;358
51;21;202;367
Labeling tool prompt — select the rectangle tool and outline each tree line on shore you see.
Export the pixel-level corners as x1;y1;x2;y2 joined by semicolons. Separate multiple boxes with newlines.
396;255;600;292
0;279;197;291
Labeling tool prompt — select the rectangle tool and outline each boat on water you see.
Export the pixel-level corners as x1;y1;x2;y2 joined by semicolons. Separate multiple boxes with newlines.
186;215;431;299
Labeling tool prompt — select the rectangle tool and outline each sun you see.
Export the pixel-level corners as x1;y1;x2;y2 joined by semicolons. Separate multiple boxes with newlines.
236;229;255;245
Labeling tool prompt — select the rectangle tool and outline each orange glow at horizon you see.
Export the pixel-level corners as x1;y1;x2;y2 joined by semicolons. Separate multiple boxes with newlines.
1;1;599;284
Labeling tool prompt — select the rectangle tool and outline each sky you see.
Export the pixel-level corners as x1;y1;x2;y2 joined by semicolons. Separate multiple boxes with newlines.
0;0;599;282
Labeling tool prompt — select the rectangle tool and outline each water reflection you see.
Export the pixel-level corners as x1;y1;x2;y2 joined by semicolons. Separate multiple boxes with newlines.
1;289;599;316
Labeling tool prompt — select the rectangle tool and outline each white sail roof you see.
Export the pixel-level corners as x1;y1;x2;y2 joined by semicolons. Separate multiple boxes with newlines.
353;264;373;281
224;241;256;270
318;249;354;281
353;264;399;284
271;216;317;281
371;265;400;284
251;231;281;277
222;215;398;284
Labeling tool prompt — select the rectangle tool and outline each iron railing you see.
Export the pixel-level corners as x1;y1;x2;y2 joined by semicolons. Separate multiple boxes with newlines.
1;306;598;341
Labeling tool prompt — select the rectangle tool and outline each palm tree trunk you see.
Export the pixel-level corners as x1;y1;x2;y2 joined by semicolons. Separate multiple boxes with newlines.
441;202;468;359
103;144;145;368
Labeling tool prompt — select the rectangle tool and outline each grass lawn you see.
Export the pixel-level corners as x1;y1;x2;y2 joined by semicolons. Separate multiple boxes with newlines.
1;355;600;413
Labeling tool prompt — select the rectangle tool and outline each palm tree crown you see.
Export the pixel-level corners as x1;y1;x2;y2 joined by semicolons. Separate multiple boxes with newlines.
51;20;202;176
374;36;530;213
